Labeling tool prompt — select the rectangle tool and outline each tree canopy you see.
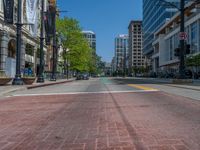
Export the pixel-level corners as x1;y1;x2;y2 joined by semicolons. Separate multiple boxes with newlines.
56;17;94;72
186;54;200;67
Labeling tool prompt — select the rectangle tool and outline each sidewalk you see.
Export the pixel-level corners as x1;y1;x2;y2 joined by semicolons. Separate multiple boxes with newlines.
0;78;74;97
145;78;200;89
125;77;200;91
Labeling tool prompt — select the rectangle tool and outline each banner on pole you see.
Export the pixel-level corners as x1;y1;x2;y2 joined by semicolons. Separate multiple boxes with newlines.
3;0;14;24
29;10;39;37
44;12;51;45
48;6;56;36
26;0;39;37
26;0;38;24
44;6;56;39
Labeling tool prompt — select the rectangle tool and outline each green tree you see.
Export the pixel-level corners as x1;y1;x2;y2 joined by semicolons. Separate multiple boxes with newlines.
56;17;94;73
186;54;200;78
95;55;106;75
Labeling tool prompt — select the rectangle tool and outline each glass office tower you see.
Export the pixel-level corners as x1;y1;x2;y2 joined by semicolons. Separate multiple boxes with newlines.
115;35;129;72
143;0;187;55
82;31;96;52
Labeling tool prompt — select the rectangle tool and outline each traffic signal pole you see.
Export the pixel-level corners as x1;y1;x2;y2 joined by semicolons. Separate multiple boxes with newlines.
179;0;186;79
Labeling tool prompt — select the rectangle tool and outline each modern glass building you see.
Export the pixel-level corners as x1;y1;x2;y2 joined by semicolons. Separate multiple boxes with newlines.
143;0;186;56
114;35;129;72
82;31;96;52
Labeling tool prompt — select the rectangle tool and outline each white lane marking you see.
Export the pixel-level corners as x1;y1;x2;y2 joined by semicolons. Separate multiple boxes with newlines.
7;90;159;97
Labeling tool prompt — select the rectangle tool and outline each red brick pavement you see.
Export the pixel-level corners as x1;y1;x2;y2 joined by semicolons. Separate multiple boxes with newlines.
0;91;199;150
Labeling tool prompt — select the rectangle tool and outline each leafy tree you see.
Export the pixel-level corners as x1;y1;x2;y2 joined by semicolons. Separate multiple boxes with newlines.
186;54;200;75
186;54;200;68
95;55;105;74
131;66;148;76
56;17;94;73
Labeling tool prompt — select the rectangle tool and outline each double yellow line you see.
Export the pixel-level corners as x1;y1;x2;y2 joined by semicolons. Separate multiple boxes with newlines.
128;84;158;91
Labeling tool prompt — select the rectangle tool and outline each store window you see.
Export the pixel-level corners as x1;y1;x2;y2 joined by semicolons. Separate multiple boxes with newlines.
191;22;198;53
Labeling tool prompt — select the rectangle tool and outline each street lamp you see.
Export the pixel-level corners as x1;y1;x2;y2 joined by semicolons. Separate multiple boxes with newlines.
50;25;57;81
12;0;23;85
37;0;45;83
63;48;69;79
123;42;126;77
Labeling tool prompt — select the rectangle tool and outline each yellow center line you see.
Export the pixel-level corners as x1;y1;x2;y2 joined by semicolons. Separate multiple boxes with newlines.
128;84;158;91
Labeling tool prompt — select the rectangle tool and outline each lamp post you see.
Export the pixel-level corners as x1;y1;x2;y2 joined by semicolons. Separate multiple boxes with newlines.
123;42;126;77
37;0;45;83
12;0;23;85
179;0;186;79
47;4;57;81
50;27;57;81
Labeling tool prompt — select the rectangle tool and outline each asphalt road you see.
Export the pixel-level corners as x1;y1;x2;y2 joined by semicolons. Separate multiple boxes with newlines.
0;77;200;150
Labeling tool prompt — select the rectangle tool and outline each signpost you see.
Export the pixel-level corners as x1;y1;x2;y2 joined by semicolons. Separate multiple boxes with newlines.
179;32;187;40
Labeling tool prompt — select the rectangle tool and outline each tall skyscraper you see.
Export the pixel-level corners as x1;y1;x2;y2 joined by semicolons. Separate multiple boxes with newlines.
143;0;182;56
128;20;145;71
114;35;128;73
82;31;96;52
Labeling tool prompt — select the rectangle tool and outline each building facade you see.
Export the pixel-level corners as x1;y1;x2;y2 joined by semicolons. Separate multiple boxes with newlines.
128;20;145;72
82;31;96;52
152;1;200;74
114;34;128;73
0;0;50;77
143;0;186;69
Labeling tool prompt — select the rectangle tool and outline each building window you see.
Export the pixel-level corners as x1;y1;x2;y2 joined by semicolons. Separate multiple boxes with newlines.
169;37;173;60
191;22;198;53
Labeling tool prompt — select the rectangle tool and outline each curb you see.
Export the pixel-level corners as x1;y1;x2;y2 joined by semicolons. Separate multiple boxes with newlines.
1;87;26;97
27;79;74;89
164;84;200;91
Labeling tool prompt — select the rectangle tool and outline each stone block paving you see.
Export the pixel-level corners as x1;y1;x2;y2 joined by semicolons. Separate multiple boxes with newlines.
0;91;199;150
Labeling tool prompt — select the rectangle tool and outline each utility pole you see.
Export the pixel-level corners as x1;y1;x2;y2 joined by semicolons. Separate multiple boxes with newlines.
37;0;45;83
12;0;23;85
179;0;186;79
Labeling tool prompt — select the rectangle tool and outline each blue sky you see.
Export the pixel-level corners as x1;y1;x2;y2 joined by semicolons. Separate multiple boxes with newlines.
57;0;143;62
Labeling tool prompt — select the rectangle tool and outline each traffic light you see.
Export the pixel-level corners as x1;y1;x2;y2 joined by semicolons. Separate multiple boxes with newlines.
185;44;190;54
174;48;180;57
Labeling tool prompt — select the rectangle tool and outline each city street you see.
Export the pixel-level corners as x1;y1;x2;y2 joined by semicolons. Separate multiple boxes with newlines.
0;78;199;150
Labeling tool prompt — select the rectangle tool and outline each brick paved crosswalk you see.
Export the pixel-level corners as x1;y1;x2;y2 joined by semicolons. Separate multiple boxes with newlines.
0;91;199;150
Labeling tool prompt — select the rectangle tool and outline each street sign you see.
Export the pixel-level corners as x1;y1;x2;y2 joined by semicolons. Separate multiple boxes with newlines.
179;32;187;40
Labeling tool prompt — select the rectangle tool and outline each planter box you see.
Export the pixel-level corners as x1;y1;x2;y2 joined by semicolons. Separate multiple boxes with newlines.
22;77;36;85
0;78;12;85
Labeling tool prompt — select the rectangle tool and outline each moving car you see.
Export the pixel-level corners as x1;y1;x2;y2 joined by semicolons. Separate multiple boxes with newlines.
76;73;89;80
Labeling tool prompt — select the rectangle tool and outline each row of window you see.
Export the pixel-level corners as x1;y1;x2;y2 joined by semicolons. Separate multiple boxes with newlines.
166;20;200;61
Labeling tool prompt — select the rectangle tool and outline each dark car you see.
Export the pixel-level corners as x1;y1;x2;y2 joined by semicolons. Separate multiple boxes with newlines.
82;73;89;80
76;74;83;80
76;73;89;80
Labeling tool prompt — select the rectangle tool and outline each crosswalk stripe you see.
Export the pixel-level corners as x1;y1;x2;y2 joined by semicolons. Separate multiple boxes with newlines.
7;90;159;97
